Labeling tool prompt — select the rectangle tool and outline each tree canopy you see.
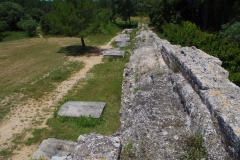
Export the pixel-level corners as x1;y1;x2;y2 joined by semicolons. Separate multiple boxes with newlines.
40;0;111;49
0;0;240;41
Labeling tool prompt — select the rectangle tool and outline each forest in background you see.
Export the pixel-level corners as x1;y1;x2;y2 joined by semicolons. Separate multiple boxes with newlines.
0;0;240;85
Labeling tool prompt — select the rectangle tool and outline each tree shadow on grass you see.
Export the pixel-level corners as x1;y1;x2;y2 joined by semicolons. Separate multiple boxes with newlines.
57;45;103;56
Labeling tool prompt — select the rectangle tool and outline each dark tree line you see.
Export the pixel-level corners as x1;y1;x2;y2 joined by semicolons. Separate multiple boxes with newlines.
0;0;240;42
148;0;240;31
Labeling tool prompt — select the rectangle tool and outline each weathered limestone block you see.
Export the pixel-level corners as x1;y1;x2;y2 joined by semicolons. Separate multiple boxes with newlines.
58;101;106;118
103;48;125;59
170;73;228;159
66;133;121;160
150;29;240;158
120;48;190;159
121;29;133;34
115;29;132;47
32;138;77;160
118;29;231;159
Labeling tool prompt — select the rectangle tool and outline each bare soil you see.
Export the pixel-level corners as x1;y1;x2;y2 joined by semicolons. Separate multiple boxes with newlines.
0;37;114;160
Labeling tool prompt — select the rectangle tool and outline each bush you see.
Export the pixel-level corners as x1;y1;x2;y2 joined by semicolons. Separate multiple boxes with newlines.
161;22;240;86
219;22;240;42
17;20;38;37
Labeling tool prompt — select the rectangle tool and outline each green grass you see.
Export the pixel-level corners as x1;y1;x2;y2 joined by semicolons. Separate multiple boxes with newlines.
0;150;12;158
85;23;123;46
0;37;84;121
23;61;83;99
26;54;130;142
182;132;208;160
0;20;132;159
121;141;136;159
57;116;103;128
1;31;29;42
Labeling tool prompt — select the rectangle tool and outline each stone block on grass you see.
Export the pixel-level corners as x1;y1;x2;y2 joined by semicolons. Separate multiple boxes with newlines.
103;48;125;59
58;101;106;118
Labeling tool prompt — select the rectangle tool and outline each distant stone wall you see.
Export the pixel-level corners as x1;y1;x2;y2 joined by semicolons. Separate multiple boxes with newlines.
150;30;240;158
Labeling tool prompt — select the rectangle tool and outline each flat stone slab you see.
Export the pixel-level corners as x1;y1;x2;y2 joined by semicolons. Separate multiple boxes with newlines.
58;101;106;118
32;138;77;160
65;133;121;160
115;34;130;42
103;48;125;58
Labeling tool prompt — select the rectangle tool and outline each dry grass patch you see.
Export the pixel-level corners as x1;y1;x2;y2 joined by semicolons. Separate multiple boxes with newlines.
0;37;84;121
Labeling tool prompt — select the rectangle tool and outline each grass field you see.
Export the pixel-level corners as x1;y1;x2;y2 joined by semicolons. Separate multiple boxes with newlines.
0;21;136;159
0;37;87;120
25;55;130;145
0;22;126;122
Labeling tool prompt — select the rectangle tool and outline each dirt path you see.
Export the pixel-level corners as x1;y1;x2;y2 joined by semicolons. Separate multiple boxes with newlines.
0;55;103;159
99;35;117;49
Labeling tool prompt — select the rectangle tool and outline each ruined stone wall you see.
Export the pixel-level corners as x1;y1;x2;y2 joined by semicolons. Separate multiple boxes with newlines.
118;29;236;159
149;30;240;158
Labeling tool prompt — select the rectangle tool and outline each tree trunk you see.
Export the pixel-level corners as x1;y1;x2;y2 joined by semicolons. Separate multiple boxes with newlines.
81;38;86;49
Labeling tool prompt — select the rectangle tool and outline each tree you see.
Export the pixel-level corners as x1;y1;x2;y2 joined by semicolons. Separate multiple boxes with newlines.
112;0;136;24
0;21;7;41
219;22;240;42
148;0;182;29
41;0;110;49
17;19;38;37
0;2;24;30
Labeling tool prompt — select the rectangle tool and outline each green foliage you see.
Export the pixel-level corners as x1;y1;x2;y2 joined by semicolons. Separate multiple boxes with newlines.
40;0;111;48
182;133;207;160
108;57;113;61
0;21;8;31
148;0;240;31
17;19;38;37
0;2;24;30
0;21;8;41
148;0;181;28
161;21;240;86
26;8;44;23
219;22;240;42
0;31;28;42
58;116;103;128
121;141;136;159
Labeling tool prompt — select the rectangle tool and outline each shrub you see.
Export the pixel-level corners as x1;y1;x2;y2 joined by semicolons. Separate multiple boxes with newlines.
161;22;240;86
17;20;38;37
219;22;240;42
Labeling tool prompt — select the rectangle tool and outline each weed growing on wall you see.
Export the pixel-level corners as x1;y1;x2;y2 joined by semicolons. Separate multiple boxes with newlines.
182;132;207;159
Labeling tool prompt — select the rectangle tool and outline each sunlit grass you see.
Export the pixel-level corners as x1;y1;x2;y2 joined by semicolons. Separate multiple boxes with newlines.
26;54;130;143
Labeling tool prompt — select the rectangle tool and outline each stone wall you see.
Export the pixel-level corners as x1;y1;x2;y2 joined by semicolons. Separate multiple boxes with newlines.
118;29;234;159
150;30;240;158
